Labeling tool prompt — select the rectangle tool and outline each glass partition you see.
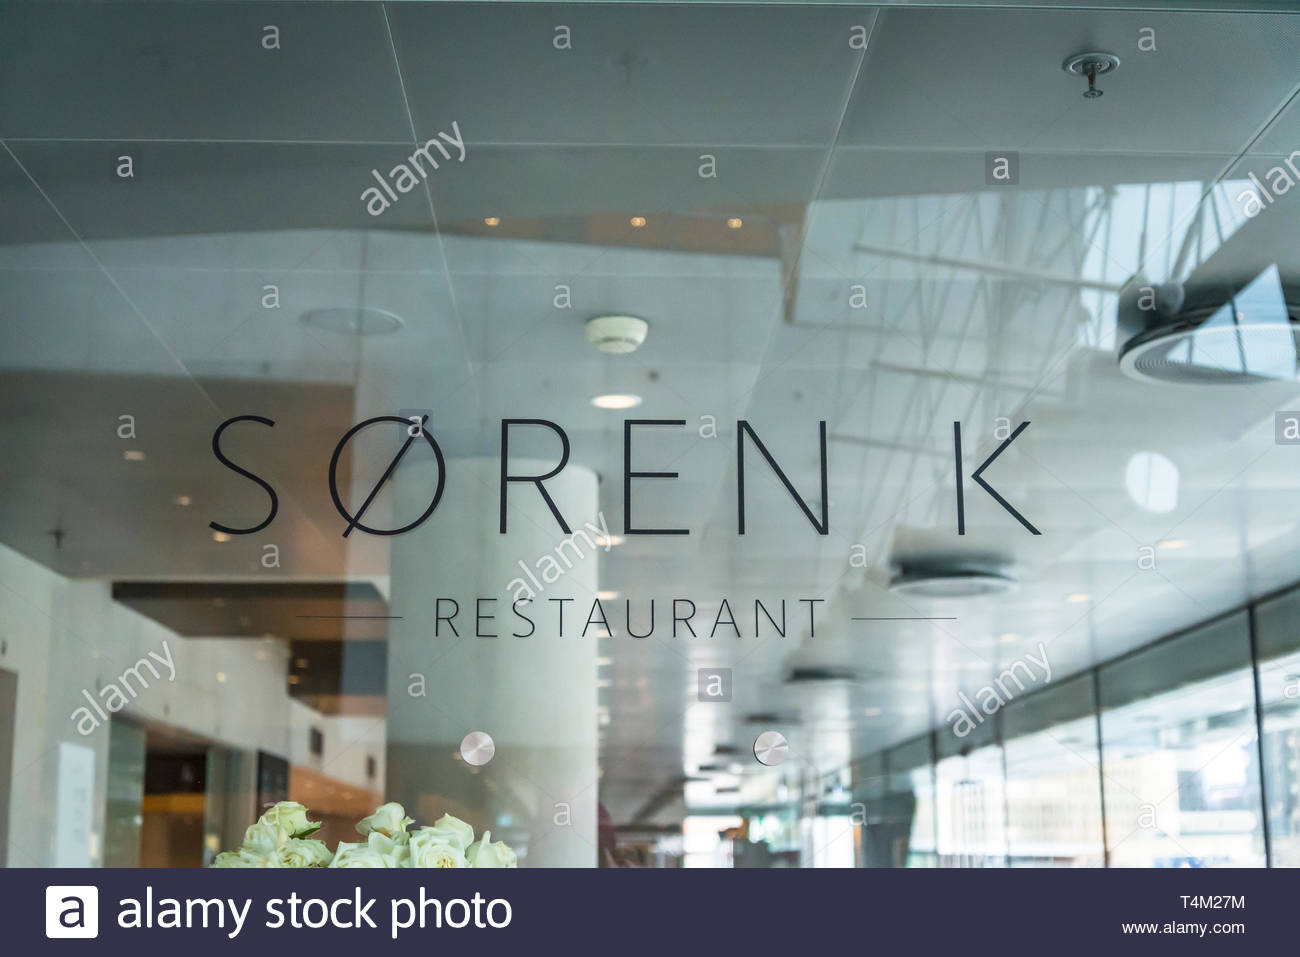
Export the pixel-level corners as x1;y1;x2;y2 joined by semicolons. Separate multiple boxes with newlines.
1098;613;1264;868
873;737;935;868
935;712;1006;866
1003;676;1104;867
1254;590;1300;867
2;0;1300;873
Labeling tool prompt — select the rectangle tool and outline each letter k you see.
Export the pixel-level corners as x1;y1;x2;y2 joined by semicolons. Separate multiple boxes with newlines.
953;421;1041;535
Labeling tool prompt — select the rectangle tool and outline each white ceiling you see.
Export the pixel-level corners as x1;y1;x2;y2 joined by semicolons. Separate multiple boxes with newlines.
2;1;1300;825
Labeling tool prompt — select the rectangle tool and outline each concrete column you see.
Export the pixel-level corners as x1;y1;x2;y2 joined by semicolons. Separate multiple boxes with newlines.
386;456;599;866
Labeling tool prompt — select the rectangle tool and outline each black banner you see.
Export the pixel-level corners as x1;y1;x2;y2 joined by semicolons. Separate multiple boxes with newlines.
21;868;1274;953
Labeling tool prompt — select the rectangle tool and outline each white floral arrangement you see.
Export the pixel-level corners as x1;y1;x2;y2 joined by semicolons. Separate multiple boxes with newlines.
210;801;517;868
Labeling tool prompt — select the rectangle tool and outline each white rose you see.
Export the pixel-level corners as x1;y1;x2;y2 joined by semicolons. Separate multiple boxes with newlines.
425;813;475;851
212;848;271;868
356;802;414;843
241;820;287;854
408;827;469;868
272;838;334;868
330;832;408;868
367;831;410;867
466;831;518;868
329;841;388;868
259;801;320;838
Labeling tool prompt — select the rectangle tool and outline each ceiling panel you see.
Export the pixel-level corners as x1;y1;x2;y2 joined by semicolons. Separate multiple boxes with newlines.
0;2;412;142
840;9;1300;154
388;4;872;146
1;143;439;244
1252;88;1300;156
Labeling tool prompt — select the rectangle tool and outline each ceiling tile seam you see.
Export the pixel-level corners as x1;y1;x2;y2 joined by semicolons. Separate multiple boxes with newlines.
379;2;479;413
0;144;366;559
1232;78;1300;165
0;138;936;150
1130;77;1300;281
0;138;224;417
683;11;883;541
1;140;1265;160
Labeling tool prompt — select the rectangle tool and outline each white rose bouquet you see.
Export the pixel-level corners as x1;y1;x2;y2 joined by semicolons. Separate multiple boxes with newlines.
210;801;517;868
211;802;332;868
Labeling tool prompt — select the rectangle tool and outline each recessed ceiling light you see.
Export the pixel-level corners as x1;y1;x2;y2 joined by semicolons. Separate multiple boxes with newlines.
629;216;646;228
591;393;641;410
216;672;227;683
483;216;500;226
999;632;1019;643
300;306;403;336
1158;540;1188;550
1066;593;1091;604
123;450;146;462
211;531;231;543
727;217;743;229
596;590;619;601
595;534;624;548
889;559;1017;599
174;494;192;507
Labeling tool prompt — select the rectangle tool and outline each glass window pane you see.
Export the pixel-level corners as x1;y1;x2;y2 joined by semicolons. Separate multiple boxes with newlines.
1098;613;1265;867
1003;676;1104;867
866;737;935;868
1254;587;1300;866
935;744;1007;867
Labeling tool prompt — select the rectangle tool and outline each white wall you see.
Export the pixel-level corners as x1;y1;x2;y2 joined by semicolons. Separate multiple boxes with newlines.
0;542;383;866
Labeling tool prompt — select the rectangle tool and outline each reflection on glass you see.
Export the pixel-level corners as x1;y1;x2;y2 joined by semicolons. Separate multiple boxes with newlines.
865;737;935;868
1099;614;1265;867
682;815;743;869
1254;589;1300;867
1003;675;1104;867
809;816;856;868
935;745;1007;867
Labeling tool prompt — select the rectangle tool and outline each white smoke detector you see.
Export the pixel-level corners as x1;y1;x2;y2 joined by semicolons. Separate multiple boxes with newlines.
586;314;648;354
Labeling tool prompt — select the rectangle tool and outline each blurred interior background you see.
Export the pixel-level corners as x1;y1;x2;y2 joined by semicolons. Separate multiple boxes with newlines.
2;0;1300;867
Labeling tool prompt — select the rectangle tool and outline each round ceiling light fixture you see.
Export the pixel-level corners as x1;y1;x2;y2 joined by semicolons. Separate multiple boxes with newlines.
1119;308;1300;385
300;306;403;336
1117;267;1300;385
889;558;1017;599
586;314;649;354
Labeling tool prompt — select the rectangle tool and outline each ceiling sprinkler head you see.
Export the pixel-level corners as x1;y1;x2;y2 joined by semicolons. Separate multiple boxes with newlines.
1063;52;1120;99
